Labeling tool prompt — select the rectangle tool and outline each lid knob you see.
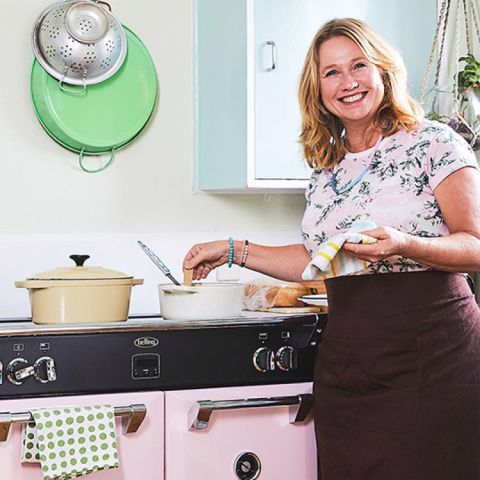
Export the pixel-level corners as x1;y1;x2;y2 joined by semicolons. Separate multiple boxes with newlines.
69;255;90;267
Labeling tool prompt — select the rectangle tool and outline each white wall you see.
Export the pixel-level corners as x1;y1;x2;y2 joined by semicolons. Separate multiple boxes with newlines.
3;231;300;318
0;0;306;317
1;0;306;234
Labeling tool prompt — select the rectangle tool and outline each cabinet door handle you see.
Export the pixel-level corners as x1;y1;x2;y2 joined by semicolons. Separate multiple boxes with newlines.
188;393;313;430
266;40;277;71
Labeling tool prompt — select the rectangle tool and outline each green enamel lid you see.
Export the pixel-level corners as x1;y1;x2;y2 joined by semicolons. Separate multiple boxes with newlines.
30;25;157;154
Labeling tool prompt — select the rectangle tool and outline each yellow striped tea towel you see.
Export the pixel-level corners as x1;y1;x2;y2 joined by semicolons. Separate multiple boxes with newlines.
21;405;119;480
302;220;378;280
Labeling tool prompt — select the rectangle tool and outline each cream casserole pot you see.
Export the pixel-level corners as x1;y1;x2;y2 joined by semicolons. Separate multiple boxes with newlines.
15;255;143;324
159;283;243;320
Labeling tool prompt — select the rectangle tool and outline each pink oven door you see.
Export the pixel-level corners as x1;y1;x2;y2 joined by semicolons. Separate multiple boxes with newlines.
0;391;164;480
165;382;317;480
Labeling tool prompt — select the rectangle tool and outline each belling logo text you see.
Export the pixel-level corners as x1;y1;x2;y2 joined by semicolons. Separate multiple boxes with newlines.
134;337;159;348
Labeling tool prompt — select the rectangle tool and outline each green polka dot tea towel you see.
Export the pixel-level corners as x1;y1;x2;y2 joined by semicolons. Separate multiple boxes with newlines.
21;405;119;480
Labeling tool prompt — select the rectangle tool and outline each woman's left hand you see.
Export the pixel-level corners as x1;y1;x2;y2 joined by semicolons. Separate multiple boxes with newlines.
342;226;411;263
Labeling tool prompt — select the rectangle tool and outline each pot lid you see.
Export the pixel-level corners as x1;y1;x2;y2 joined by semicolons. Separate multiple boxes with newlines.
29;255;132;280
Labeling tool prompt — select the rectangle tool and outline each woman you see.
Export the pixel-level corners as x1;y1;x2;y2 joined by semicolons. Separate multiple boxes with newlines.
184;18;480;479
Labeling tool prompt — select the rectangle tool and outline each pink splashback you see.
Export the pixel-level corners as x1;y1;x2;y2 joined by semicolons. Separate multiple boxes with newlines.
0;391;164;480
165;382;316;479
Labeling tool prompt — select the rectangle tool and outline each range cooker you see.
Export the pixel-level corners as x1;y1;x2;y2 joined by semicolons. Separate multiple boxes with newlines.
0;313;326;479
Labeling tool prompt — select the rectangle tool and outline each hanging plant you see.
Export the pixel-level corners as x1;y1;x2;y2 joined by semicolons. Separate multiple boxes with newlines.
450;54;480;149
421;0;480;150
458;54;480;91
426;57;480;150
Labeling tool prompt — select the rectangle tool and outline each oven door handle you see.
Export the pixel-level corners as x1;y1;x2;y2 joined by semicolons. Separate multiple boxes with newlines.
0;404;147;442
188;393;313;430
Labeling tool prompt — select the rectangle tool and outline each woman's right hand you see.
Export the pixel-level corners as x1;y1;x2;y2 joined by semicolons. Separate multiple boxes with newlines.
183;240;230;281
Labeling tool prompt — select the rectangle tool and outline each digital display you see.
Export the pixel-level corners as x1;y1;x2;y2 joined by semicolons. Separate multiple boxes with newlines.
135;357;158;368
132;354;160;379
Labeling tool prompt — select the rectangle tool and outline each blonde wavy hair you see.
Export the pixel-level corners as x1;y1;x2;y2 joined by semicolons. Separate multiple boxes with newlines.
298;18;424;169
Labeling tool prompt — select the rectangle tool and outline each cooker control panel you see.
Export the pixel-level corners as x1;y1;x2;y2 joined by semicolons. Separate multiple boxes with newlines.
0;313;325;398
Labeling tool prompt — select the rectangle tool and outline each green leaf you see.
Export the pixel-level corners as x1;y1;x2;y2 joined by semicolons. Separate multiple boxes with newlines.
458;54;480;93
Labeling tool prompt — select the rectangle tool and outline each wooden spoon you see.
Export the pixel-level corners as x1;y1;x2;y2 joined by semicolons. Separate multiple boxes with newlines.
183;268;193;286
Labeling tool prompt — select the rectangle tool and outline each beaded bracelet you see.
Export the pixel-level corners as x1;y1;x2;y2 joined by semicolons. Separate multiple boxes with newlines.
240;240;249;268
227;237;234;268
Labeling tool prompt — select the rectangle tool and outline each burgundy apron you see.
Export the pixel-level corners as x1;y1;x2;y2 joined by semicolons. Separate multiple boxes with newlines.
314;271;480;480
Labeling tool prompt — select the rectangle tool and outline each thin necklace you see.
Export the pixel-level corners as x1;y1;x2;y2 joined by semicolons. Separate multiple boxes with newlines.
329;136;383;195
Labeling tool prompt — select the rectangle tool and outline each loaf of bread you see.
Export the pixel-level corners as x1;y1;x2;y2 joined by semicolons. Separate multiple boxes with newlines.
243;280;325;310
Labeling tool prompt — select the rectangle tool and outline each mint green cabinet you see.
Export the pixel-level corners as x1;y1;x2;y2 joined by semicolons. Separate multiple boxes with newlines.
194;0;436;192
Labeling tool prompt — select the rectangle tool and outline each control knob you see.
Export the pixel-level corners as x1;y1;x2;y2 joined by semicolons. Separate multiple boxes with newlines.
6;357;57;385
6;358;34;385
34;356;57;384
253;347;275;372
276;346;298;371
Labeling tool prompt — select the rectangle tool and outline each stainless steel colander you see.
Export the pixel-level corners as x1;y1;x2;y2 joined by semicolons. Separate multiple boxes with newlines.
32;0;127;88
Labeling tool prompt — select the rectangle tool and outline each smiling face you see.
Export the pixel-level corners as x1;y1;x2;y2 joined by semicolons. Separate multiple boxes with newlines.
319;35;385;134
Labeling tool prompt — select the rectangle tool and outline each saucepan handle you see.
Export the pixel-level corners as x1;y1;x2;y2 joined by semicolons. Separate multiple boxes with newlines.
58;67;87;95
188;393;313;430
79;148;115;173
96;1;112;11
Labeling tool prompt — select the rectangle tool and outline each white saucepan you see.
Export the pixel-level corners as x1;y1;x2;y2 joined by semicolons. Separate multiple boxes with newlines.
159;283;244;320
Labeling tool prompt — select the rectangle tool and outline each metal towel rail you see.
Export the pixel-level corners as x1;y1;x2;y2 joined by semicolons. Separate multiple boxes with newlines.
0;403;147;442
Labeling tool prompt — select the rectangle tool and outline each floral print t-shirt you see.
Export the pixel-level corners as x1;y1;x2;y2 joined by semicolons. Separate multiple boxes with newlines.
301;119;479;275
